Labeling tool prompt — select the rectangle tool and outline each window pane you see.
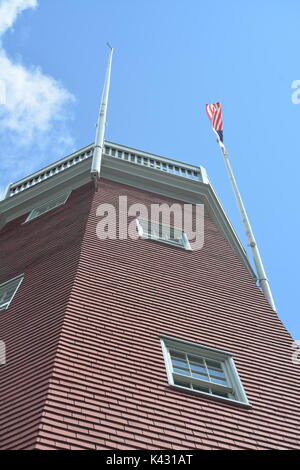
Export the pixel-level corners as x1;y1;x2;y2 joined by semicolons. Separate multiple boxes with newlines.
191;371;209;380
192;384;210;393
190;364;207;373
170;351;186;360
206;359;222;369
212;389;230;398
205;359;225;379
173;367;190;376
174;378;191;389
2;290;15;302
188;355;204;365
172;358;188;368
0;276;22;310
188;355;207;374
207;368;225;378
210;376;228;386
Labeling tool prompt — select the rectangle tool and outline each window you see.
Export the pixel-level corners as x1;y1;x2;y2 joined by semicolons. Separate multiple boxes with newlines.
136;219;191;250
25;192;70;223
0;275;23;312
160;335;250;406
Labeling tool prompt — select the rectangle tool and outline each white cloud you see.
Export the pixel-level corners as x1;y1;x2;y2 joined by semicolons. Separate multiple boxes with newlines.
0;0;76;193
0;50;75;142
0;0;37;36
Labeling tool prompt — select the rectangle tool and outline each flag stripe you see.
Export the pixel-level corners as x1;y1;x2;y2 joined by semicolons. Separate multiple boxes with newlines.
206;102;223;141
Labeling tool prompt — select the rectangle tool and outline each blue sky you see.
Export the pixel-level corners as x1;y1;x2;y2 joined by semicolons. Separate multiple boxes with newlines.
0;0;299;339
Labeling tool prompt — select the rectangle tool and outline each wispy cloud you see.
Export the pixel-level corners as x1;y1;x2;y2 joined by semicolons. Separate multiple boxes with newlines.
0;0;37;35
0;0;76;195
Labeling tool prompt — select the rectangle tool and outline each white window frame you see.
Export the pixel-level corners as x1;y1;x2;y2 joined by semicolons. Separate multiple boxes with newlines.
160;335;250;407
136;218;191;250
24;192;70;223
0;275;24;312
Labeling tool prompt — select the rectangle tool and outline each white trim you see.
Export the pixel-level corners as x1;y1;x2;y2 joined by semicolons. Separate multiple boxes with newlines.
199;166;210;185
182;232;192;251
0;274;24;312
0;142;255;279
24;192;70;223
1;182;12;201
160;335;250;407
7;140;201;197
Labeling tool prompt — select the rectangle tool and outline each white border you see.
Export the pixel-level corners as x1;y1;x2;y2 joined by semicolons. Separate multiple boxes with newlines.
24;192;70;224
0;274;24;311
160;334;251;407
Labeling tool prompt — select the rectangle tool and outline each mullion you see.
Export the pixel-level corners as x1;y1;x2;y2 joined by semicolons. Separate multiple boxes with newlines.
185;352;193;377
171;349;233;398
202;358;213;394
187;354;211;389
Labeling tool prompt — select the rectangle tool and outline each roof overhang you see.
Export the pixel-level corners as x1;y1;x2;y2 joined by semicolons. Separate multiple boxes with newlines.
0;141;255;279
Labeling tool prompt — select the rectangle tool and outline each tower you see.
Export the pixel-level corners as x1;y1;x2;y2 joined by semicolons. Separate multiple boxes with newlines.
0;141;299;450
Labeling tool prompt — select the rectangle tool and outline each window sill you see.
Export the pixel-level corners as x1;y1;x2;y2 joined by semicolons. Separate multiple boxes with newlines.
170;384;252;409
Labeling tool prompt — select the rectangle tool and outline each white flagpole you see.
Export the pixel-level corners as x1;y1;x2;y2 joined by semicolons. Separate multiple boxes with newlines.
91;44;114;188
212;128;277;312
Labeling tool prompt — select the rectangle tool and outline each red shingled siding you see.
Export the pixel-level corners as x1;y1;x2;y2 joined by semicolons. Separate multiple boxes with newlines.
1;178;300;449
0;184;93;449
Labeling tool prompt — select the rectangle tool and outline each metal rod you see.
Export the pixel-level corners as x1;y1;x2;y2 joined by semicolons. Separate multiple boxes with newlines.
91;45;114;188
212;129;277;312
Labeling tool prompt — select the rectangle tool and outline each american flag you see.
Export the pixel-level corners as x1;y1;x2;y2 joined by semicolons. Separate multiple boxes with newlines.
206;102;223;142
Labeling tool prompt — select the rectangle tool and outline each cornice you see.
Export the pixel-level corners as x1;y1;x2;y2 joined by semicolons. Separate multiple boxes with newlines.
0;142;255;279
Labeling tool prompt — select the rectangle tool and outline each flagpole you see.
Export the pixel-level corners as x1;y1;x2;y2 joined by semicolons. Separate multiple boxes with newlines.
212;129;277;312
91;44;114;189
